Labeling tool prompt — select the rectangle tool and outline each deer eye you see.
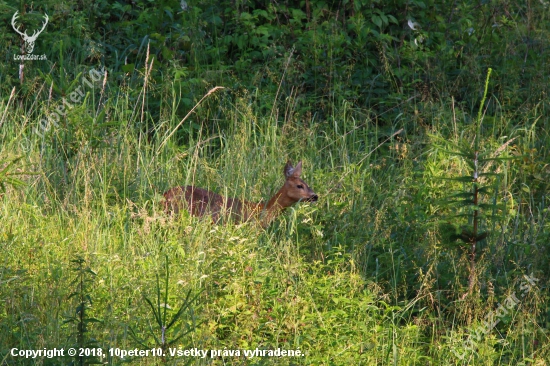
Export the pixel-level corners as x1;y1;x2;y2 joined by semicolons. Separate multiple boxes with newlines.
297;184;304;189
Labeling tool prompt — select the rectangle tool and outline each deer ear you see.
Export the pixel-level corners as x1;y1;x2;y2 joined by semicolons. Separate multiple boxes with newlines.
284;160;294;178
292;161;303;177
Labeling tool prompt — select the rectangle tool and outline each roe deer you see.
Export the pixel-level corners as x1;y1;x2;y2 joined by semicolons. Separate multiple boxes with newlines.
163;160;318;227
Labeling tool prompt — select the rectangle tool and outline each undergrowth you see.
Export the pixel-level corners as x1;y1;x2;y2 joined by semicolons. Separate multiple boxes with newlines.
1;1;549;364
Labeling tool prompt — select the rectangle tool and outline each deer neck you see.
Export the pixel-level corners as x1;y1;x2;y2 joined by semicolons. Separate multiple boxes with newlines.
238;187;291;227
258;187;293;226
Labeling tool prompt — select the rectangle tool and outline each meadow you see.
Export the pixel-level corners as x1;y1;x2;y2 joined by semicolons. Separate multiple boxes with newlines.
0;0;549;365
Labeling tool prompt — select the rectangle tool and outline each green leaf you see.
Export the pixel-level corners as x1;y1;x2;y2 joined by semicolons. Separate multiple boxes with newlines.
371;15;382;28
387;14;398;24
121;63;135;73
144;296;162;326
437;176;473;183
479;156;524;162
447;192;475;199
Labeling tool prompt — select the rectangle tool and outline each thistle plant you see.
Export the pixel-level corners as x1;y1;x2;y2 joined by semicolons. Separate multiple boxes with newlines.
65;257;103;365
130;256;203;363
438;69;518;297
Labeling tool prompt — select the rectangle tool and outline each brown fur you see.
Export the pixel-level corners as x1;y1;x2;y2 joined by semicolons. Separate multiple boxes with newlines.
163;160;318;227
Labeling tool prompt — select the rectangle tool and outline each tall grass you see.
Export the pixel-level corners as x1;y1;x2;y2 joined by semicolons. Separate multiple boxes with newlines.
0;59;548;365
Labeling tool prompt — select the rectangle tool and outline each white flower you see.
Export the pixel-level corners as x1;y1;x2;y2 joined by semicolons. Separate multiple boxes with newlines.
408;19;420;31
414;36;424;46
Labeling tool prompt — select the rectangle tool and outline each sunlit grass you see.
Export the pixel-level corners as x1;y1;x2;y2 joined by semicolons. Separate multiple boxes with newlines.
0;66;548;365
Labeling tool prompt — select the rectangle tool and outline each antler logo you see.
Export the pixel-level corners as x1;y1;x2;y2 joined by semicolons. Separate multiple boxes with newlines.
11;11;49;54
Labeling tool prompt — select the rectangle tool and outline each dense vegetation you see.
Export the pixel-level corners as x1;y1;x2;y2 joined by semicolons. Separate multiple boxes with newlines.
1;0;549;364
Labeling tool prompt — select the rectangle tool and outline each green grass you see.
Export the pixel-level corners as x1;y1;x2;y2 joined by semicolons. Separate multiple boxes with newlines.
1;66;549;365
